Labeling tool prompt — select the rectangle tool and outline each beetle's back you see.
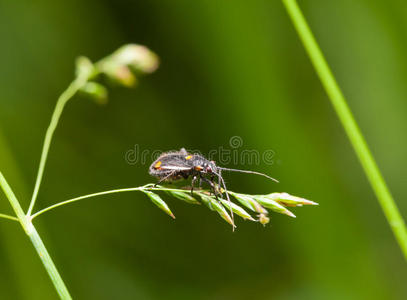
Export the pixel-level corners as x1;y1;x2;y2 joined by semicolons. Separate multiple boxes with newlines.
149;150;193;178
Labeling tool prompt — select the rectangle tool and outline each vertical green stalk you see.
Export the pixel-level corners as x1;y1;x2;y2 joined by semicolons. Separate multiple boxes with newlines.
27;227;71;300
281;0;407;260
0;171;72;299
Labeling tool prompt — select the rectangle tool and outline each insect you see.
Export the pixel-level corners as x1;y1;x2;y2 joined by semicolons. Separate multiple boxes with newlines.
149;148;278;227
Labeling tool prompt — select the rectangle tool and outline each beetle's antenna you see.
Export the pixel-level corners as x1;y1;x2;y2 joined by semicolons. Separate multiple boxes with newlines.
213;170;235;230
217;167;279;183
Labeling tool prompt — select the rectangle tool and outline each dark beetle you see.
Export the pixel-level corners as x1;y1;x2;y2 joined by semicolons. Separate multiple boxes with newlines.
149;148;278;227
149;148;277;196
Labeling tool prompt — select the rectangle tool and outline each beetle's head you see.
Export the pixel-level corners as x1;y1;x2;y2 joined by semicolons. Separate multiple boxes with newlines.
204;160;217;173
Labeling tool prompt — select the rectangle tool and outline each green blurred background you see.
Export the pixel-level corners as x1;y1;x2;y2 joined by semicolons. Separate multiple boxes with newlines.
0;0;406;299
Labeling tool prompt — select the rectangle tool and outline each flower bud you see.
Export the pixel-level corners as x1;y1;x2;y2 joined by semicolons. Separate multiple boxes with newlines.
111;44;159;74
258;213;270;225
80;82;108;105
96;44;158;87
75;56;95;78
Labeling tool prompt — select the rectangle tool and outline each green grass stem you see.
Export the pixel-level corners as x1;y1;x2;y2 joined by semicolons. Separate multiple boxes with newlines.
282;0;407;260
0;213;19;222
27;75;91;216
0;171;72;299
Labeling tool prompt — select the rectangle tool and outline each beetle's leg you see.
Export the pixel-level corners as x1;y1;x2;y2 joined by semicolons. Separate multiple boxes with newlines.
216;173;235;230
209;175;215;195
217;170;222;193
207;174;221;196
200;176;220;200
198;176;214;210
191;175;198;195
155;171;176;187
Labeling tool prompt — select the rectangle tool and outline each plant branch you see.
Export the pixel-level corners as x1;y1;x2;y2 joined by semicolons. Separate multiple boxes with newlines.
282;0;407;260
30;185;193;220
27;74;91;216
31;186;147;220
30;184;317;224
0;213;18;222
0;171;28;229
0;171;71;299
27;45;159;217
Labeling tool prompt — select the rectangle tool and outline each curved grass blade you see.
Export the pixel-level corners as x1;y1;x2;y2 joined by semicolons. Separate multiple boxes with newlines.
227;192;267;214
142;191;175;219
199;193;235;227
163;190;200;205
219;199;255;221
254;196;296;218
265;192;318;207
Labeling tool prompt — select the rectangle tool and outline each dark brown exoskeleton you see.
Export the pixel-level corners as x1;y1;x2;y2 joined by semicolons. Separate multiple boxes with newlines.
149;148;278;226
149;148;220;193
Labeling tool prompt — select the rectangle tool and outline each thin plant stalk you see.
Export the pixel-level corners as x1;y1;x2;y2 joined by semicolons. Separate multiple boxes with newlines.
0;213;19;222
281;0;407;260
27;74;90;216
31;186;146;220
30;185;195;220
0;171;72;299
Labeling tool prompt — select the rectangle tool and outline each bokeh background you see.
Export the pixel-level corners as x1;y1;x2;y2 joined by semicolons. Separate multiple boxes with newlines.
0;0;406;299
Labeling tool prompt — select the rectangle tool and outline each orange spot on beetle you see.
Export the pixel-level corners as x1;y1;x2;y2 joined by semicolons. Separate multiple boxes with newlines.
194;166;203;171
185;155;193;160
154;161;162;169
